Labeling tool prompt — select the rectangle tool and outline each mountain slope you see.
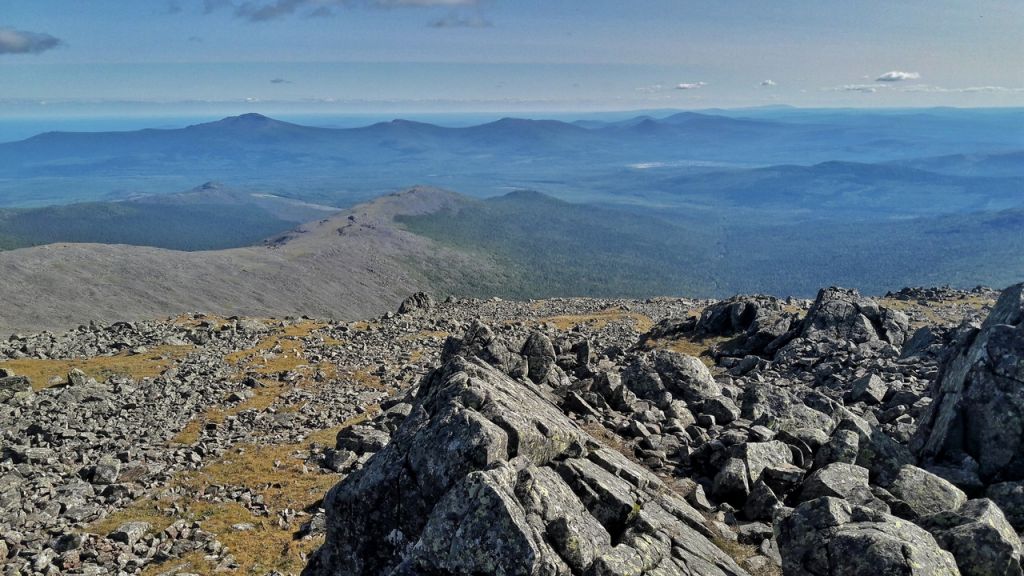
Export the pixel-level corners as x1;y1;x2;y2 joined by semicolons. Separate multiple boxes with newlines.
0;182;339;251
2;186;1022;335
896;150;1024;177
653;161;1024;218
0;187;502;334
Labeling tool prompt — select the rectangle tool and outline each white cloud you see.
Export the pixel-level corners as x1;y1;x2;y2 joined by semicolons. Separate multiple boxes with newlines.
826;84;882;93
876;70;921;82
898;84;1024;94
760;79;776;87
0;27;62;55
675;82;706;90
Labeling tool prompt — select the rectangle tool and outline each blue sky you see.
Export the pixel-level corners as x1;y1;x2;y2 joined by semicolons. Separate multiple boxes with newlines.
2;0;1023;116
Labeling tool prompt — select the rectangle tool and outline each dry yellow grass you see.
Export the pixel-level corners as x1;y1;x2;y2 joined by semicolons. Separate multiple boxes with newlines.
348;320;375;332
539;307;654;333
98;407;384;575
343;367;387;391
305;407;380;446
712;536;780;576
0;345;194;390
642;335;729;368
397;330;450;342
880;294;995;328
172;321;346;446
171;419;205;445
225;321;325;368
169;313;231;329
86;320;391;573
171;379;303;445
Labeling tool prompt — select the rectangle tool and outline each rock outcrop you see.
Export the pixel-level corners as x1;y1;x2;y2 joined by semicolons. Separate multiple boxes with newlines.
306;350;748;575
776;497;960;575
914;283;1024;486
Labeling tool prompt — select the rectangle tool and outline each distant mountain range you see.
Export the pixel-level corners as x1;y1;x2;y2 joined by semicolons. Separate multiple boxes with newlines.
2;109;1021;208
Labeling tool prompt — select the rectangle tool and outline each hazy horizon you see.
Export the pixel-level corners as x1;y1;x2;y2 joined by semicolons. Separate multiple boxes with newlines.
4;1;1024;118
3;104;1024;145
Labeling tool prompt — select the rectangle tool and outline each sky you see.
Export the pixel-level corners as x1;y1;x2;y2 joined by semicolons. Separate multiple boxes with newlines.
2;0;1024;117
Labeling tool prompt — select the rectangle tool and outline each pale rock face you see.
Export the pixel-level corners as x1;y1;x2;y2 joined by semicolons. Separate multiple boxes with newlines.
914;283;1024;488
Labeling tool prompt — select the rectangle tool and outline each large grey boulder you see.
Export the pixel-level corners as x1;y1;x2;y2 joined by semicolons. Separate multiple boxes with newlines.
774;288;910;365
305;352;749;576
692;295;801;357
398;292;435;314
776;497;960;576
919;499;1023;576
621;359;671;407
914;283;1024;484
651;350;721;403
799;463;888;512
442;320;527;378
887;465;967;520
800;288;887;345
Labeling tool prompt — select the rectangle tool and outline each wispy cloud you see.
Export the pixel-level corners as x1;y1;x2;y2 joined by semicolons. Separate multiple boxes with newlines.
429;12;491;28
236;0;314;21
636;84;664;94
0;27;62;55
876;70;920;82
760;79;776;87
270;77;293;84
898;84;1024;94
826;84;881;93
186;0;479;21
675;82;706;90
379;0;476;5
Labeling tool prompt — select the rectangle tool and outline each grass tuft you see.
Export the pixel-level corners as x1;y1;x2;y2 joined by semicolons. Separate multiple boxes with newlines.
0;345;194;390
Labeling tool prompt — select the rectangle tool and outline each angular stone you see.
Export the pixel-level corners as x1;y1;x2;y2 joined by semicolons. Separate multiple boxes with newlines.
110;522;151;546
336;425;390;454
776;497;960;576
306;351;744;576
800;463;888;512
702;396;740;425
651;351;721;403
919;498;1023;576
849;374;887;405
0;375;31;403
887;465;967;520
738;441;792;485
90;456;121;485
713;457;750;505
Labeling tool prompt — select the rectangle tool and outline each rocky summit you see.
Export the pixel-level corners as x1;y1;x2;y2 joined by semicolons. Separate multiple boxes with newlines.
1;284;1022;575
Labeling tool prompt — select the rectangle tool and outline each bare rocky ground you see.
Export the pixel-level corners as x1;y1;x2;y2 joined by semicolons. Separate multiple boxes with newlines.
0;284;1015;575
